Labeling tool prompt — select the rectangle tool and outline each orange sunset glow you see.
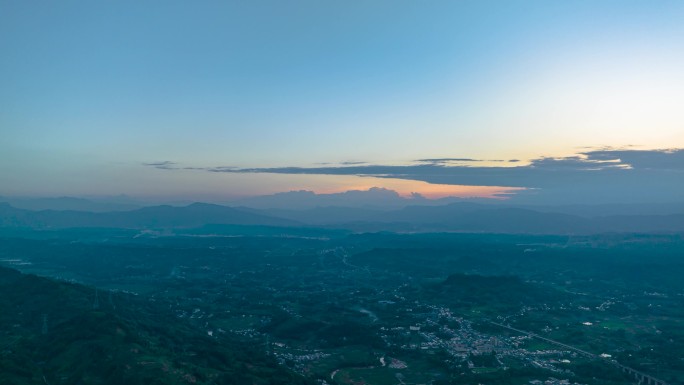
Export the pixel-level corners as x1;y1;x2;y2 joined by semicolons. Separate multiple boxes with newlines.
315;177;522;199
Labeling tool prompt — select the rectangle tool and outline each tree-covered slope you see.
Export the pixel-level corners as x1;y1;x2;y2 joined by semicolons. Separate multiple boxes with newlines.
0;266;312;385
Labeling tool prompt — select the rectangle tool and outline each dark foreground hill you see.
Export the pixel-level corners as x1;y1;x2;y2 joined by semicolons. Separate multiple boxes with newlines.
0;266;312;385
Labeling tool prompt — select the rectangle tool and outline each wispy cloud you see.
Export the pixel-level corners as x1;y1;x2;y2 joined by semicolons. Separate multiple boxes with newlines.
415;158;482;162
142;161;179;170
414;158;510;165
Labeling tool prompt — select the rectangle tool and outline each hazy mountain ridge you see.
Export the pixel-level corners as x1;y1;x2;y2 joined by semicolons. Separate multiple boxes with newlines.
2;201;684;234
228;187;491;210
0;202;298;229
258;203;684;234
7;191;684;217
0;196;142;212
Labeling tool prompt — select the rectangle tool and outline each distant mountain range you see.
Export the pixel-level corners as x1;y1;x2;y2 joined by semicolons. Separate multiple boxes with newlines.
226;187;488;210
0;202;297;229
253;203;684;234
0;195;142;212
1;201;684;234
0;189;493;213
6;190;684;215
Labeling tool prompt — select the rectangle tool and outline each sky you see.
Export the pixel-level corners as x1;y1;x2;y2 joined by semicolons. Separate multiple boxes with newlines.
2;1;683;203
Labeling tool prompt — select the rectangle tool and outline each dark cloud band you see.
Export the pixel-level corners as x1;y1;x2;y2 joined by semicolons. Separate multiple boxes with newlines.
142;149;684;204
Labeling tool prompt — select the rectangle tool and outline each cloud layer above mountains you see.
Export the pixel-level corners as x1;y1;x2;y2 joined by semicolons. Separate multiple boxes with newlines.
145;148;684;204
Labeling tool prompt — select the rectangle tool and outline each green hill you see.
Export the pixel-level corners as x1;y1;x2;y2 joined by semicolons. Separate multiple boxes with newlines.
0;266;312;385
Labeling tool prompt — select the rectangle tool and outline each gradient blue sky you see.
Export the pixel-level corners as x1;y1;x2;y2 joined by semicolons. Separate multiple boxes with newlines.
2;1;683;201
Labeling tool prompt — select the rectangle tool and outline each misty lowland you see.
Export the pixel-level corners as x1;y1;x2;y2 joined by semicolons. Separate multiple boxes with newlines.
4;2;684;385
2;197;684;385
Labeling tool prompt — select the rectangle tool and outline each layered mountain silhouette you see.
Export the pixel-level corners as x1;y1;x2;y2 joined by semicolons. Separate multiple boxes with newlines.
2;201;684;234
227;188;495;210
0;196;141;212
0;202;297;229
